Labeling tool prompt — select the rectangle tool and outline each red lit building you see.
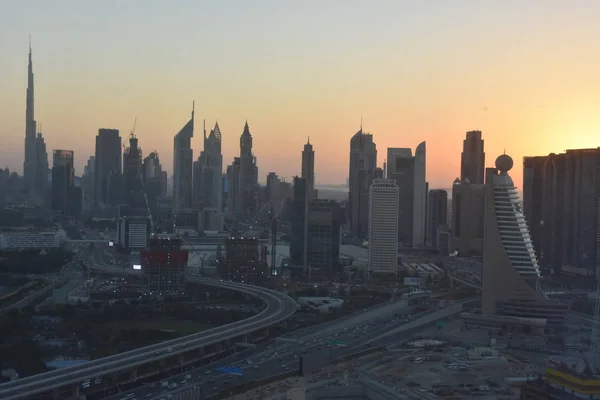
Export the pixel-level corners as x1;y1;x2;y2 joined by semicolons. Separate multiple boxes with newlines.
141;235;188;295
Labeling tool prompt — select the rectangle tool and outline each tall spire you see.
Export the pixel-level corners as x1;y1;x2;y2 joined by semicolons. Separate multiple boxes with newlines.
307;136;310;145
191;100;195;121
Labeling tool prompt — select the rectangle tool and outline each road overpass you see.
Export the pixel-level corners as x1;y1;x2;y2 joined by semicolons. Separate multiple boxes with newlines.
0;270;298;400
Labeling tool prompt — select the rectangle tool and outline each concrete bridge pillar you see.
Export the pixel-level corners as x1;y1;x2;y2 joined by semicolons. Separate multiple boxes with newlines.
130;368;137;381
178;354;184;366
70;384;81;399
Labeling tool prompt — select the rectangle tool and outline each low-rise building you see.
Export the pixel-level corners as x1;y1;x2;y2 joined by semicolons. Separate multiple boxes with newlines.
0;231;63;251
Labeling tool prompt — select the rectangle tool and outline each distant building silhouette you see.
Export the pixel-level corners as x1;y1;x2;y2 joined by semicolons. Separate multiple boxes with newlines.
51;150;74;216
94;128;122;205
301;138;315;199
193;120;223;214
348;127;377;240
173;104;195;211
33;131;48;204
23;40;38;200
426;189;448;249
81;156;95;210
386;143;427;247
123;134;145;209
461;130;485;184
523;147;600;276
226;122;258;215
450;178;484;256
142;151;166;223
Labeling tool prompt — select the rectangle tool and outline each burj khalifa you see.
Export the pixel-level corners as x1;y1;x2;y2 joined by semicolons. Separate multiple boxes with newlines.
23;38;37;194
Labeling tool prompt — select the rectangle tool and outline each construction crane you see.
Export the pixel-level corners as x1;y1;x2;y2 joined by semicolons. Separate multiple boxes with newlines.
130;117;137;138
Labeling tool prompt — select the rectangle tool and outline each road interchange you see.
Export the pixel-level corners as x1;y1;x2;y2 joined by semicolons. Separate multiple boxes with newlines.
0;272;297;400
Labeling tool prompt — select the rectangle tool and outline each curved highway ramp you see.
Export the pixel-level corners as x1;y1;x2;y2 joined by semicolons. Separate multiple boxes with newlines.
0;278;297;400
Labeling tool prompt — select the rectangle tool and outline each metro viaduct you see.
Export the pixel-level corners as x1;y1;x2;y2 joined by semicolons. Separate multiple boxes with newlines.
0;273;297;400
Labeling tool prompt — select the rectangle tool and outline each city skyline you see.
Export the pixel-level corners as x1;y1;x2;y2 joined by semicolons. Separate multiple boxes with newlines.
3;1;600;188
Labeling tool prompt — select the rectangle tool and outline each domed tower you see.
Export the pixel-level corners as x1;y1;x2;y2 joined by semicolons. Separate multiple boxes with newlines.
481;153;567;329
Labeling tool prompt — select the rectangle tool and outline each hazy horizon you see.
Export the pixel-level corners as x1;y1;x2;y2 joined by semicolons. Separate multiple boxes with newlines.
3;1;600;189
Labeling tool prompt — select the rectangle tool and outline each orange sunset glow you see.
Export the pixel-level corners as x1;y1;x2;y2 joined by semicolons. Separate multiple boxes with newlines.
1;1;600;189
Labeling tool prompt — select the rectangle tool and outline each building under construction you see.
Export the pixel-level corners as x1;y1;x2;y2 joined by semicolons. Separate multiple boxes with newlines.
140;234;188;296
218;236;267;283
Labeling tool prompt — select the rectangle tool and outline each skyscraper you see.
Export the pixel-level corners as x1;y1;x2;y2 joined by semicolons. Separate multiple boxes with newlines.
450;178;484;256
460;130;485;184
51;150;74;215
482;154;566;328
81;156;95;209
348;127;377;240
142;151;165;220
194;121;223;211
386;143;427;247
94;128;122;205
523;148;600;276
24;40;38;198
173;104;195;211
301;138;315;198
33;131;48;203
123;134;144;209
426;189;448;249
290;177;307;266
237;121;258;214
368;179;399;275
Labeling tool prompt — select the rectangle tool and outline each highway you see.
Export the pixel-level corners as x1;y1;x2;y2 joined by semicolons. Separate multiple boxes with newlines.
0;272;298;400
109;301;472;400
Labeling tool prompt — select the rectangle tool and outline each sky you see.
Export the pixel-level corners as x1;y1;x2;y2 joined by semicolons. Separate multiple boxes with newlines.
1;0;600;189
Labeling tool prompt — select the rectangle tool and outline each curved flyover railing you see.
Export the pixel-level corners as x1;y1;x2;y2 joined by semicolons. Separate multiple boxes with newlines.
0;275;297;400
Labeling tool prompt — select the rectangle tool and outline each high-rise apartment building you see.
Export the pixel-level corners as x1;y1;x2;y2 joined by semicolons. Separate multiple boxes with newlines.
173;104;195;211
301;138;315;198
94;128;122;205
482;154;566;328
51;150;75;215
386;143;427;247
461;130;485;184
523;148;600;276
368;179;399;275
348;127;377;240
426;189;448;249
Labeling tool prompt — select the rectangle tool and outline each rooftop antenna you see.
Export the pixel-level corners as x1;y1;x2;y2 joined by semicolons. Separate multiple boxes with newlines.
192;101;195;121
203;119;206;140
360;116;363;132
